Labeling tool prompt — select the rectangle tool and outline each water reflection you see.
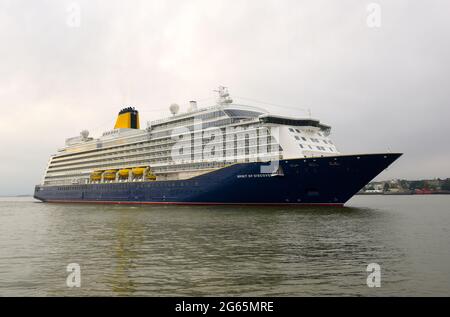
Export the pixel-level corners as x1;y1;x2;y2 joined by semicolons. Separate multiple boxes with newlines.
86;204;407;296
108;212;142;295
3;196;448;296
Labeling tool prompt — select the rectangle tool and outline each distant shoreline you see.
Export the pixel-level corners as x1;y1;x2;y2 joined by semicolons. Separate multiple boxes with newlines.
358;191;450;196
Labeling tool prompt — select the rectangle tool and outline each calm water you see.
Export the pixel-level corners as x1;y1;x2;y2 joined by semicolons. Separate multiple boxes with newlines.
0;195;449;296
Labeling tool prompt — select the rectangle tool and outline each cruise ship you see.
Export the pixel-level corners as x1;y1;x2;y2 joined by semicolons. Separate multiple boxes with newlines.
34;87;402;206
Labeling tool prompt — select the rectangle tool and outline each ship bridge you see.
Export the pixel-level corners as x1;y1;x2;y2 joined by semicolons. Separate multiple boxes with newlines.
259;114;331;135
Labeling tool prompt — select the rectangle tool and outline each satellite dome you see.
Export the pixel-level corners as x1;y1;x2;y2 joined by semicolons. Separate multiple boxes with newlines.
170;103;180;115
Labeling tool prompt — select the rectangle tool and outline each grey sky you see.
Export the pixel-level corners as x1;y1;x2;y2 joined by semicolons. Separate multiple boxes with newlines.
0;0;449;195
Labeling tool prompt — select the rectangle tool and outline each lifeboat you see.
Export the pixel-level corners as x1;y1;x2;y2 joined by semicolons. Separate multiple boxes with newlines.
90;171;103;181
132;167;146;176
146;169;157;181
103;169;118;180
118;169;130;178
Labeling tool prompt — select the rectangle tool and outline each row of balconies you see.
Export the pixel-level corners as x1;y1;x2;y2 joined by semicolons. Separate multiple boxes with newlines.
44;152;280;181
50;145;174;169
52;124;268;165
46;142;280;174
48;132;275;171
53;138;169;164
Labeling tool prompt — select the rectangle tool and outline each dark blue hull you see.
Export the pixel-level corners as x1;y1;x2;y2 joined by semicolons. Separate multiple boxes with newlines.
34;153;402;206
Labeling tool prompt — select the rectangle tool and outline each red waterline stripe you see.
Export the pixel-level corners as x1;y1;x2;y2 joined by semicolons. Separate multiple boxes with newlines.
43;200;344;207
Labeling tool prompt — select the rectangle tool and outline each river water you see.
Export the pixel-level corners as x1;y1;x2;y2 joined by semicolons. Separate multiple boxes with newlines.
0;195;449;296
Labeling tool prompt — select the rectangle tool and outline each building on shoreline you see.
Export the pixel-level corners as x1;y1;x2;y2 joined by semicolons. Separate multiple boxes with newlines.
359;178;450;195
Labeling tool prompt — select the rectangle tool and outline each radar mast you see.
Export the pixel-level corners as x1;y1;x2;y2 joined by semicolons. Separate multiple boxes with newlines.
214;86;233;106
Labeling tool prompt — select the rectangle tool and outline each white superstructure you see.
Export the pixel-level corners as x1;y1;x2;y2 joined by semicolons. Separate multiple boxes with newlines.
41;87;340;186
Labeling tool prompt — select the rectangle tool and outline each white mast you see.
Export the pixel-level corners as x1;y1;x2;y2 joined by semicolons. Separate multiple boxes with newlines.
214;86;233;106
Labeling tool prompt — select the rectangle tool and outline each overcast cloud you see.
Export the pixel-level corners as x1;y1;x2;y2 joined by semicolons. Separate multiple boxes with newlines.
0;0;449;195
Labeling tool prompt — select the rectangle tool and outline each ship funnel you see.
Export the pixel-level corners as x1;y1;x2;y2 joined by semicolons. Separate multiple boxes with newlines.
114;107;140;129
